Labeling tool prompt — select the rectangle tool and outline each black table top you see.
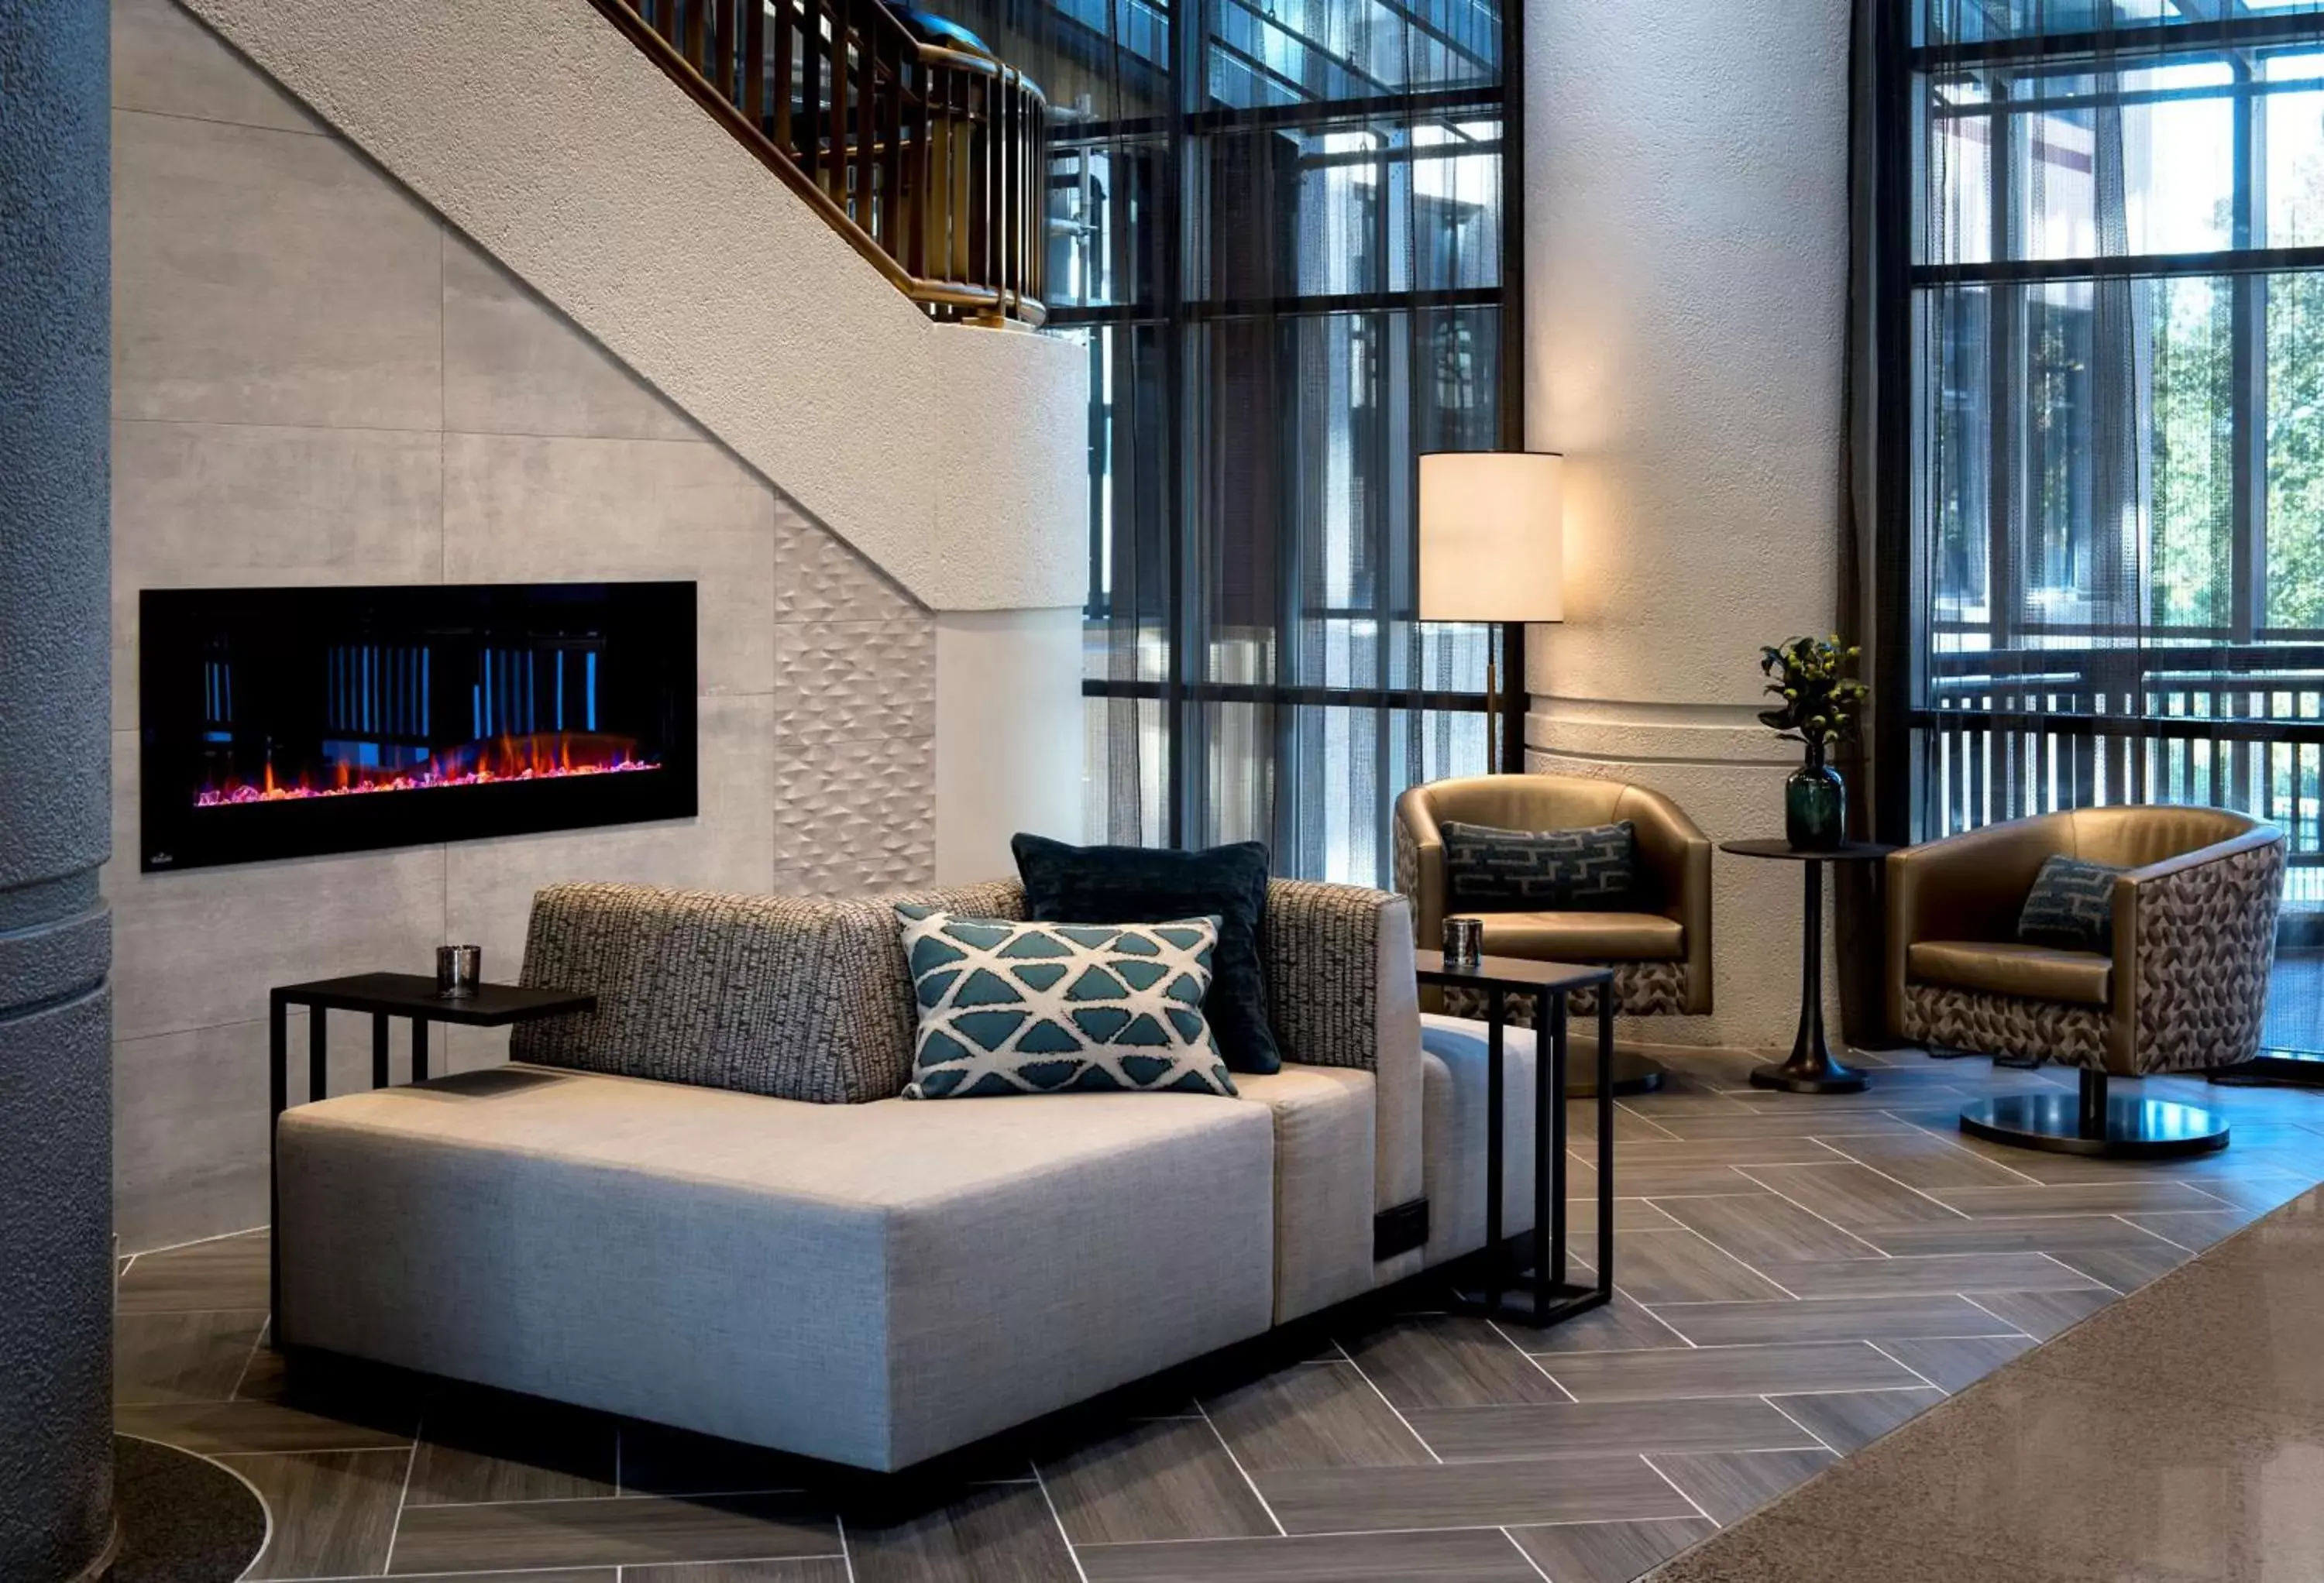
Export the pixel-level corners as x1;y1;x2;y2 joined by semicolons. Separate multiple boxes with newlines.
1720;838;1899;864
270;972;595;1025
1414;949;1614;991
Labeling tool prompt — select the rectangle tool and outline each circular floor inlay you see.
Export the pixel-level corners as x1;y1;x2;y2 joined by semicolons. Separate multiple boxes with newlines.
108;1434;267;1583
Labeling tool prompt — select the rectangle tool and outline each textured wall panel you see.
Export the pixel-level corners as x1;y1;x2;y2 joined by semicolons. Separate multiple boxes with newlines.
774;620;938;747
774;735;940;896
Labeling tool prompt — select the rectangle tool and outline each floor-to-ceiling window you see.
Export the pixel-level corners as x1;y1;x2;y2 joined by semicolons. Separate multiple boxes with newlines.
1900;0;2324;1052
1009;0;1515;884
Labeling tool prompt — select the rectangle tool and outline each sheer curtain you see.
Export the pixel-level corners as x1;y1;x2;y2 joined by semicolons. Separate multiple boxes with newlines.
1889;0;2324;1052
961;0;1514;884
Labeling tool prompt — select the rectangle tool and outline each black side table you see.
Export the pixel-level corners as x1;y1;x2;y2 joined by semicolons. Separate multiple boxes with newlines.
268;973;594;1325
1719;840;1896;1094
1415;949;1616;1328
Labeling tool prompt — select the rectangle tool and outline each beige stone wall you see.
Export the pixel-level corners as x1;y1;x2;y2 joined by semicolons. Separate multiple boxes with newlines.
1521;0;1854;1049
106;0;938;1251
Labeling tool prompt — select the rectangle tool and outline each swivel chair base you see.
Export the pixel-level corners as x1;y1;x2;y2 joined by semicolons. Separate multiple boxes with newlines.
1960;1069;2228;1159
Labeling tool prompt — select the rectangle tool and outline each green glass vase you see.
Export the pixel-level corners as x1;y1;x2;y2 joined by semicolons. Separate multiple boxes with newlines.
1786;745;1845;851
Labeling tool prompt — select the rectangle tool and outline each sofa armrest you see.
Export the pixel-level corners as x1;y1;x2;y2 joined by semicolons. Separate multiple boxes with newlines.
2113;829;2285;1076
1262;880;1425;1242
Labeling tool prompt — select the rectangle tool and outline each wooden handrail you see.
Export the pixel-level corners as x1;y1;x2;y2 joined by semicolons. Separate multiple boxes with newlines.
593;0;1048;326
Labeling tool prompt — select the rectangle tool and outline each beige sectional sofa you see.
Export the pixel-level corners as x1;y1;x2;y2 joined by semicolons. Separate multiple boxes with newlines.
277;874;1505;1472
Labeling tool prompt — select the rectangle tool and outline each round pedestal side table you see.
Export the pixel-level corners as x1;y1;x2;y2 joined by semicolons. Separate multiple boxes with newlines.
1718;839;1898;1094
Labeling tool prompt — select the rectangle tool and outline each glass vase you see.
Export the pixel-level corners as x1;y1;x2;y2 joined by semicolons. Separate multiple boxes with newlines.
1786;744;1846;851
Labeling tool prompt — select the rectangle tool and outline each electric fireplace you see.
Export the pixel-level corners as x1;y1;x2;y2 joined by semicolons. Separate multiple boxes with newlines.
139;582;697;872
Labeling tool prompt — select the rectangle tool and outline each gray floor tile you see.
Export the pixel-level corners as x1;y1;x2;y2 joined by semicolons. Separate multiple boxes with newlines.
1202;1362;1432;1471
1404;1396;1819;1462
1572;1136;1856;1167
627;1564;851;1583
1817;1129;2040;1190
1875;1334;2039;1392
1930;1181;2234;1217
1856;1213;2192;1256
1609;1228;1790;1303
1508;1518;1716;1583
1746;1252;2105;1298
1077;1528;1542;1582
1654;1192;1882;1265
218;1447;410;1581
2123;1206;2274;1248
387;1493;841;1574
1964;1287;2119;1340
2046;1238;2195;1295
1645;1447;1836;1525
405;1389;619;1504
114;1310;266;1405
1539;1341;1926;1403
1255;1454;1699;1533
846;1481;1080;1583
1040;1416;1276;1545
1511;1291;1693;1355
1341;1317;1568;1410
116;1396;414;1454
115;1231;271;1313
1648;1292;2024;1346
1733;1162;1964;1228
1764;1387;1944;1453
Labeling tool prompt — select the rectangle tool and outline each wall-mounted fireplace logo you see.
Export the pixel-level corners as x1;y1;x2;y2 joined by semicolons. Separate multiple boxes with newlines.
140;582;698;871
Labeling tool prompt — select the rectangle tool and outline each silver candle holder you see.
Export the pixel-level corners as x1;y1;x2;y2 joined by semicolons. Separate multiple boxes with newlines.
1442;917;1483;970
436;944;482;998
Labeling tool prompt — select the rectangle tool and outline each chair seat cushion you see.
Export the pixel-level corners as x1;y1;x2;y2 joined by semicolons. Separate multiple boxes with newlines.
1908;939;2112;1007
276;1063;1275;1471
1464;910;1685;962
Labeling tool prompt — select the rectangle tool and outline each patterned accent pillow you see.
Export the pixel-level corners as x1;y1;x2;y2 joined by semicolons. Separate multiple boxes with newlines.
895;907;1238;1099
1442;820;1636;912
2017;855;2125;953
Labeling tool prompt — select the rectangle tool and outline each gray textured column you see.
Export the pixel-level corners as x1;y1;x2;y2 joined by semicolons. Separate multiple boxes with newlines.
0;1;117;1578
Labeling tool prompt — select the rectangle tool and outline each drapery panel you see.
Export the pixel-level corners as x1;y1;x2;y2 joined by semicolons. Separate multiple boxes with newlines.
973;0;1514;884
1882;0;2324;1052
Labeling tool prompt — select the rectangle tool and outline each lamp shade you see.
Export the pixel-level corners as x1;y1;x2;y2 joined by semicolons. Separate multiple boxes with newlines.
1418;451;1564;623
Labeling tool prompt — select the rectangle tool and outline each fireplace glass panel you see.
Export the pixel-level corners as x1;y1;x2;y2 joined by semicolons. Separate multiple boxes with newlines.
139;582;697;871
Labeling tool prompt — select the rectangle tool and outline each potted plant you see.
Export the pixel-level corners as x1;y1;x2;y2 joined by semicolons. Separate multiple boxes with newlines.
1758;635;1867;850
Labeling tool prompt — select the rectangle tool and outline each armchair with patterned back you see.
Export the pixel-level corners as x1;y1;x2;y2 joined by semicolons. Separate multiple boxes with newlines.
1393;774;1714;1028
1887;805;2285;1155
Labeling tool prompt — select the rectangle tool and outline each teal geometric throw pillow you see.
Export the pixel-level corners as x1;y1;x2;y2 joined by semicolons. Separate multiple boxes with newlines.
895;906;1238;1100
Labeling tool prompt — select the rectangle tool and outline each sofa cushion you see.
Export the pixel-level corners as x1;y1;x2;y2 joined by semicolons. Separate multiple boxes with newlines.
276;1064;1276;1471
1910;939;2113;1007
1232;1065;1377;1321
1013;834;1281;1074
1442;819;1636;912
1468;910;1685;963
896;908;1235;1098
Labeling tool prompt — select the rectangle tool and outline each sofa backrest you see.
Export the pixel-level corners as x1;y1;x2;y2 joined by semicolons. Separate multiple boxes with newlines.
510;874;1413;1106
510;879;1026;1103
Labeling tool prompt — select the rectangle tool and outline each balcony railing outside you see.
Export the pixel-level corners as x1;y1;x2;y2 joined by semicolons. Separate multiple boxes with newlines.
1917;637;2324;914
595;0;1048;325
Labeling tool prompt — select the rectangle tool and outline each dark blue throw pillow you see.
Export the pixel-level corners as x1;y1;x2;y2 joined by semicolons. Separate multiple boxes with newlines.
2017;854;2124;953
1442;820;1636;912
1011;833;1281;1075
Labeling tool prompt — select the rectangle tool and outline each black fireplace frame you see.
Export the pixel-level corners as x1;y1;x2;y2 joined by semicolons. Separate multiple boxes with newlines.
139;581;698;873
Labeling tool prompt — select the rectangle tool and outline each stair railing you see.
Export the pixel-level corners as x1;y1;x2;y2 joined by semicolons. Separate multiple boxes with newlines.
593;0;1048;326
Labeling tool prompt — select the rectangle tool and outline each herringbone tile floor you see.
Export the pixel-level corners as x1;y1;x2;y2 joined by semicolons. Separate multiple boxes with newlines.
112;1049;2324;1582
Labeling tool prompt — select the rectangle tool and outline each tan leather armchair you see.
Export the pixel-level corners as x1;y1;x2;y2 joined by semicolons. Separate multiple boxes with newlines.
1888;805;2284;1082
1394;774;1714;1020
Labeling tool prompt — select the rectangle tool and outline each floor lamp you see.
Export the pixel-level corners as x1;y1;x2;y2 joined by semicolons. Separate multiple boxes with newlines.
1418;452;1565;774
